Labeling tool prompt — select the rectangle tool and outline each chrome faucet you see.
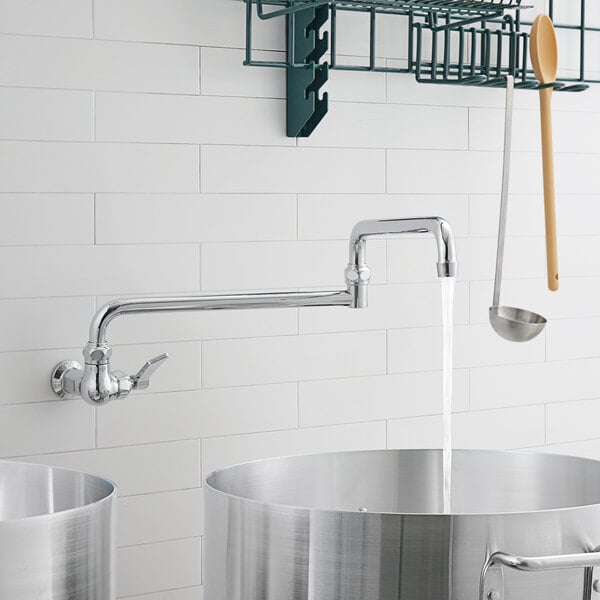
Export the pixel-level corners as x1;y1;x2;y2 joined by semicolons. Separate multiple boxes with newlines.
51;217;457;405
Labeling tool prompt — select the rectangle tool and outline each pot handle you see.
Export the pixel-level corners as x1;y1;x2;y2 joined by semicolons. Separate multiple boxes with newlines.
480;550;600;600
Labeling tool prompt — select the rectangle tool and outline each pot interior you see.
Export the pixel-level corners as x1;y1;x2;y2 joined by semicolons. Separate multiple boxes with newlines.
0;461;115;521
206;449;600;515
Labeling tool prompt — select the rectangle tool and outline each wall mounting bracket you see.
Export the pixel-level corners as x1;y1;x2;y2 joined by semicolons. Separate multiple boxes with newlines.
286;4;329;136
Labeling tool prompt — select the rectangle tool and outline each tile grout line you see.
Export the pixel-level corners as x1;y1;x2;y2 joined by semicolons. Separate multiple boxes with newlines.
296;381;300;428
198;46;202;95
295;193;299;241
198;144;202;193
198;243;202;291
91;0;95;39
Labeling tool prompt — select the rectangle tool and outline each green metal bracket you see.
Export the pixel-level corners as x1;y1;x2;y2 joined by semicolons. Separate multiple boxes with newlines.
286;5;329;137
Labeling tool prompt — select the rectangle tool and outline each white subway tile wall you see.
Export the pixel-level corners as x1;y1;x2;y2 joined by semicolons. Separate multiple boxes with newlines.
1;0;598;597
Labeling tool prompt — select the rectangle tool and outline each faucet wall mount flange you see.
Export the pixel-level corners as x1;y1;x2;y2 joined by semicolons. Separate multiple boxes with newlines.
51;360;82;398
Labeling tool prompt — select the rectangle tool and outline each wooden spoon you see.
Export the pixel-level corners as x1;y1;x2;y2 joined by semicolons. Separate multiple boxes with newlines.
530;14;559;291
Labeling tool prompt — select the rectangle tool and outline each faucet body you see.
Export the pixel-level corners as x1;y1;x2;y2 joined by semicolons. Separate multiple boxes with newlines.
51;217;457;405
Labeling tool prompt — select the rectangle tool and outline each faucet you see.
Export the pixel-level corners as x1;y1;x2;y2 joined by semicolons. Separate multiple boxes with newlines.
51;217;457;405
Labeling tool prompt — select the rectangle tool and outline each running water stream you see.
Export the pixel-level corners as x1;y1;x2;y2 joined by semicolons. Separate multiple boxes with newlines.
441;277;455;514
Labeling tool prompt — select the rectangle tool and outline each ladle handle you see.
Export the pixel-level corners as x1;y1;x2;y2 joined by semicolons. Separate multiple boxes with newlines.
539;87;559;291
492;75;514;308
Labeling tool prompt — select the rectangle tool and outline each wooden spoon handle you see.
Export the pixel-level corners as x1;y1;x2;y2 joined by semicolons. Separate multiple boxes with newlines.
539;87;559;291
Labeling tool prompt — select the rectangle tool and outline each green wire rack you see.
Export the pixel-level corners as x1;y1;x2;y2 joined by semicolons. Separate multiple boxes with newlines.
252;0;523;24
244;0;592;137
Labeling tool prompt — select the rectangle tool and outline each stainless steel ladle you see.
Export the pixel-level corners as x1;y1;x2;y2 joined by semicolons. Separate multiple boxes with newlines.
489;75;547;342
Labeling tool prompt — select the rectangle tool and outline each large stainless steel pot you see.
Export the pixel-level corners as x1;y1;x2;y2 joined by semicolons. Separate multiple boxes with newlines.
205;449;600;600
0;460;116;599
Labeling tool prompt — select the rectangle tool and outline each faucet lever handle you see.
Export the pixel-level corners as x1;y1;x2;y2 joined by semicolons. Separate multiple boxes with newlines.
132;353;169;391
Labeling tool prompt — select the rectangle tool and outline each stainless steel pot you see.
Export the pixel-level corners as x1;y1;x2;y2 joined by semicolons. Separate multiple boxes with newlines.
0;460;116;599
205;449;600;600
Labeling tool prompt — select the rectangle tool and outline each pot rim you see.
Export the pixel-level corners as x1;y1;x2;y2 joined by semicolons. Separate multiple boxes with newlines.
205;448;600;518
0;459;116;524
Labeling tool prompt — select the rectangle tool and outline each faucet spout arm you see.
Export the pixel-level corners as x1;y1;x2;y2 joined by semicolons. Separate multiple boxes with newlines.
345;217;457;309
348;217;457;277
89;290;353;347
52;289;353;405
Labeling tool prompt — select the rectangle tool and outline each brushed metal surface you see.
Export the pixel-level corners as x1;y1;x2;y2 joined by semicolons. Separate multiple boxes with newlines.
205;449;600;600
0;460;116;599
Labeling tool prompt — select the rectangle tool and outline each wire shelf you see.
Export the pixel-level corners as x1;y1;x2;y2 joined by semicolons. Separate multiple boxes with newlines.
255;0;523;20
412;18;590;91
245;0;593;136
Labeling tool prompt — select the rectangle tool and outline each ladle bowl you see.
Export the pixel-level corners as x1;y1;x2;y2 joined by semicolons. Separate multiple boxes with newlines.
489;305;547;342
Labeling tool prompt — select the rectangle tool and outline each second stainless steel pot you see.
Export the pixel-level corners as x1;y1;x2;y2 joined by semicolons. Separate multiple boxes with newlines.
0;460;116;599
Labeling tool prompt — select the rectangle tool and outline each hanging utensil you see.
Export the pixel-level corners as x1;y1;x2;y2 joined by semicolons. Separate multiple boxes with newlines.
489;75;547;343
530;14;559;292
